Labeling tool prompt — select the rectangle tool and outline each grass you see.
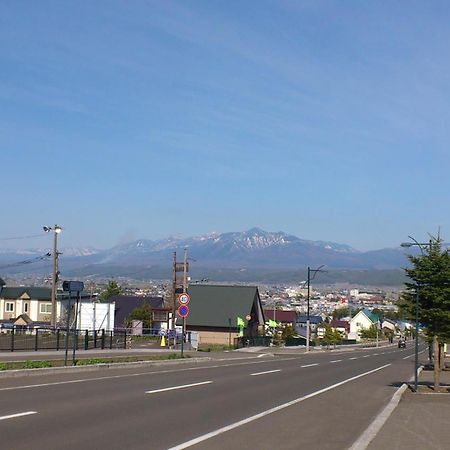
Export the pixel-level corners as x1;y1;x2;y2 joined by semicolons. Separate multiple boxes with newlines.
23;360;51;369
197;344;233;352
0;353;192;371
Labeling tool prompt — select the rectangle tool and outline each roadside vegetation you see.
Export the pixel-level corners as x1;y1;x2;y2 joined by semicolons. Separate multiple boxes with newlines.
0;353;191;371
400;235;450;390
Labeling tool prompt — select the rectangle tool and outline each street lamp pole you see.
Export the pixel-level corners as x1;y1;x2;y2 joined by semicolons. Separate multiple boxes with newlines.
305;265;326;353
400;236;431;392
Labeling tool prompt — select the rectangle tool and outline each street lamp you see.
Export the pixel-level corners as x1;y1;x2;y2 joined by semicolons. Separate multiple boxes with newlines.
44;225;62;327
305;265;326;352
400;236;431;392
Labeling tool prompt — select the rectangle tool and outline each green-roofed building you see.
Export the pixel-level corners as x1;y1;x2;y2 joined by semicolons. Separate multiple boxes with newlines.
185;284;266;345
349;308;381;342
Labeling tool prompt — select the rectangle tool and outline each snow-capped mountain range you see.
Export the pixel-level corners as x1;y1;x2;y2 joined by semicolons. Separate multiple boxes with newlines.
0;228;411;272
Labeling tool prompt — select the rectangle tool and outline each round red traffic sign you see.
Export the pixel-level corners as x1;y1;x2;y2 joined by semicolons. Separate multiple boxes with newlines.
177;304;189;318
245;314;251;321
178;293;190;305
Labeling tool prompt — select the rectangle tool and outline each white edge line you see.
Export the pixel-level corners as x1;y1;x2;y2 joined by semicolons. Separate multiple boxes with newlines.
167;364;391;450
145;381;212;394
0;411;37;421
250;369;281;376
301;363;319;368
349;366;423;450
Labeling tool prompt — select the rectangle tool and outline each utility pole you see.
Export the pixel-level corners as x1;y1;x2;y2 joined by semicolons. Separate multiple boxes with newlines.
171;251;177;330
305;265;326;352
181;248;188;357
44;225;62;327
306;267;311;353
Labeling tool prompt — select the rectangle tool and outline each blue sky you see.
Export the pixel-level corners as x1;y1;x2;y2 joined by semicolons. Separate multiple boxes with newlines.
1;0;449;251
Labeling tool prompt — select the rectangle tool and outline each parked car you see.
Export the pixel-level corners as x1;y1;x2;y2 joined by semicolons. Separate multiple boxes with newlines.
398;339;406;348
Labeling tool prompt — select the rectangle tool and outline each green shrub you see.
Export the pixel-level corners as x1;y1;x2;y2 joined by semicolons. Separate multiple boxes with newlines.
23;360;51;369
0;362;7;371
75;358;105;366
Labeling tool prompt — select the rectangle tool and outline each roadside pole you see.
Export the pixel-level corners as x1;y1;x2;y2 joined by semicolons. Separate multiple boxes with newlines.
72;290;80;365
62;281;84;366
306;267;310;352
64;293;72;366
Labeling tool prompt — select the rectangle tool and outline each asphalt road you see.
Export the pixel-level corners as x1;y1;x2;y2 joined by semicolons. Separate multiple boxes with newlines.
0;344;426;450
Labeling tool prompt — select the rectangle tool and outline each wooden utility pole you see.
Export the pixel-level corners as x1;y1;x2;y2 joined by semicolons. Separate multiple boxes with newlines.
50;225;62;327
183;248;188;294
171;251;177;330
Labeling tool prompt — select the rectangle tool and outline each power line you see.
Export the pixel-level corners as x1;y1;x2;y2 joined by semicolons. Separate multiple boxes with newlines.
0;233;47;241
0;252;51;269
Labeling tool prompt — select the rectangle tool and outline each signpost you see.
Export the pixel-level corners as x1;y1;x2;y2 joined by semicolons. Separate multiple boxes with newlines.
177;293;190;357
62;280;84;366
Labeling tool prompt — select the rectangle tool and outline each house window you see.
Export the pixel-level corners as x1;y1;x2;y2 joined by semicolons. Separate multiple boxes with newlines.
5;302;14;313
153;311;168;321
39;303;52;314
24;303;29;313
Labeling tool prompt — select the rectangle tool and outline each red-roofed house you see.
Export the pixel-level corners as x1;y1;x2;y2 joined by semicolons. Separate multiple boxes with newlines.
264;309;297;326
330;319;350;337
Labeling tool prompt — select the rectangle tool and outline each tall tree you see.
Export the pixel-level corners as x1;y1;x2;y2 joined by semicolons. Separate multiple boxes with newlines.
402;236;450;389
99;280;123;302
127;303;152;328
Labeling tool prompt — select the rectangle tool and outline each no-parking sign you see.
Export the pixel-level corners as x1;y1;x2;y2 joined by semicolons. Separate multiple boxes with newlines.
177;304;189;318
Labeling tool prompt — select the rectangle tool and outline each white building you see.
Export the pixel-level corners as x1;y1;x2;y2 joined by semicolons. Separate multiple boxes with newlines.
349;309;380;341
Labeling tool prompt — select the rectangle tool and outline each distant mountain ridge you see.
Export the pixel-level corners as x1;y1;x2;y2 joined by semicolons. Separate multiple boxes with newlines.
0;228;411;273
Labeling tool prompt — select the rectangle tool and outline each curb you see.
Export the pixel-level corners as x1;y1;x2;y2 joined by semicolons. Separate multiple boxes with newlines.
349;366;424;450
0;356;212;379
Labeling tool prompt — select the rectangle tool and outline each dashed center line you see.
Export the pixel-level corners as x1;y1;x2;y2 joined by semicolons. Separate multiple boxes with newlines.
349;357;358;360
301;363;319;368
145;381;212;394
0;411;37;421
363;355;371;358
330;360;342;363
250;369;281;376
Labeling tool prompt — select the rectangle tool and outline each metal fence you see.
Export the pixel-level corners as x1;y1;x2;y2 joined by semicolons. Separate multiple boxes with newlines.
0;327;127;352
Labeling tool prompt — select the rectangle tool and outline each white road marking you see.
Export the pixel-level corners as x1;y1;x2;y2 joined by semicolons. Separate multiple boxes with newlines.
363;355;371;358
373;353;379;356
300;363;319;368
0;357;300;392
0;411;37;421
330;360;342;363
350;367;422;449
403;349;426;360
349;357;358;360
145;381;212;394
250;369;281;376
168;364;392;450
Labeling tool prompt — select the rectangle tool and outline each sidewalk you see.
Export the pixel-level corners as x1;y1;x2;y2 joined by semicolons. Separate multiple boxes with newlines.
368;364;450;450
